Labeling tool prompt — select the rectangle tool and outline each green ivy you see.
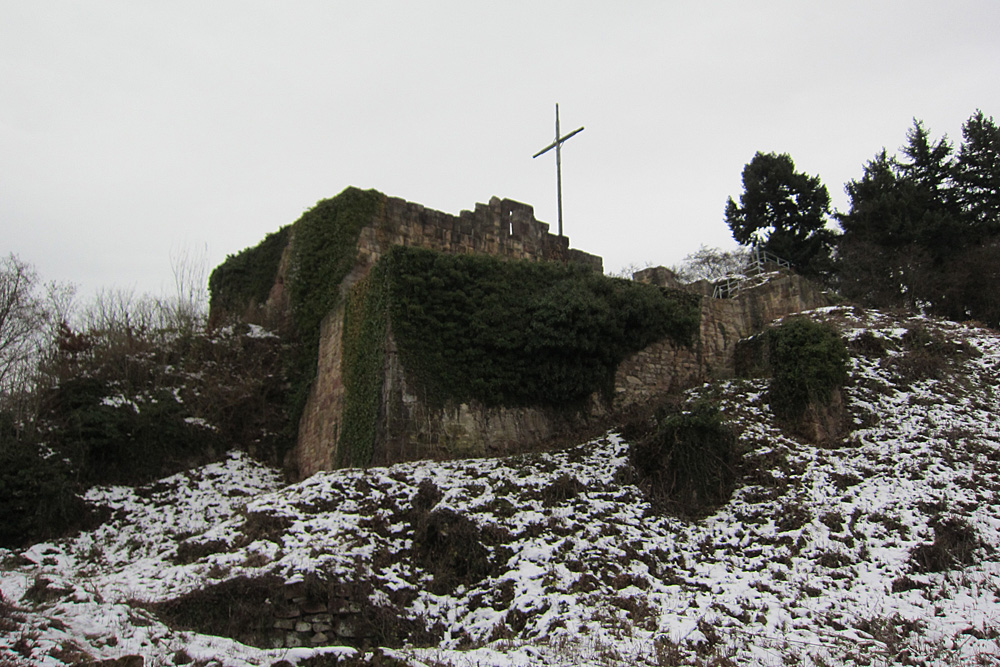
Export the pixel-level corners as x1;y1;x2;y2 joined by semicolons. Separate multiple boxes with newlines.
288;188;386;346
338;260;390;467
384;246;701;408
208;225;291;318
766;317;849;420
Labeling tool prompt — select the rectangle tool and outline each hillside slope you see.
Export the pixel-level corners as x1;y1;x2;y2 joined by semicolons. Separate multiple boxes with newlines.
2;307;999;666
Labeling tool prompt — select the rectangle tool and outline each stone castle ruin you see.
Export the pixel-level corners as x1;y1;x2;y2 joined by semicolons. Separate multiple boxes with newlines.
211;188;832;478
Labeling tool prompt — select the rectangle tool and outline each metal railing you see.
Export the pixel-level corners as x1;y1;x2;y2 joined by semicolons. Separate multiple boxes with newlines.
711;248;792;299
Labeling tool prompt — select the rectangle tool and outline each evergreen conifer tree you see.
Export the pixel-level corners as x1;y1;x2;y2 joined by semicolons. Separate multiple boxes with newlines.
955;110;1000;234
724;152;836;277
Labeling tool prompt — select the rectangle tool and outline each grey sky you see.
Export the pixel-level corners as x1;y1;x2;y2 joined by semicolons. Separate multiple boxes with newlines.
3;1;999;300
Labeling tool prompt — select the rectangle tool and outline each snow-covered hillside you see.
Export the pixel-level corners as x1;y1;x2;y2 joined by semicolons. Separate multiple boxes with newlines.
2;307;1000;666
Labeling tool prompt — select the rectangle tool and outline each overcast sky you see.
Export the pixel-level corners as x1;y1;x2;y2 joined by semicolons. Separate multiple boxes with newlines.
3;1;999;302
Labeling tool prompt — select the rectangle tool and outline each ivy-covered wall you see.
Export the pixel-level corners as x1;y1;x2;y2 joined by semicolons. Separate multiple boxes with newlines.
283;188;386;419
385;247;700;407
338;259;390;468
332;246;702;467
208;225;291;319
208;187;387;443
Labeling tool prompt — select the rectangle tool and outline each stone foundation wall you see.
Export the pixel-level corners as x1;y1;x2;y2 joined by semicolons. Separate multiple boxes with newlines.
268;581;370;649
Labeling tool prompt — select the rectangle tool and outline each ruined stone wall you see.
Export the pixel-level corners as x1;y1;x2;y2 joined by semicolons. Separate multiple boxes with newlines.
611;271;836;412
294;266;834;477
296;302;347;475
292;194;601;478
699;271;835;377
289;191;832;477
375;332;586;465
612;339;702;408
356;195;602;273
267;581;370;649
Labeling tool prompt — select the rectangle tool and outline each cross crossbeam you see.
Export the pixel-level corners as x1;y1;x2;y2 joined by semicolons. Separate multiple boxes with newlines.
533;104;584;237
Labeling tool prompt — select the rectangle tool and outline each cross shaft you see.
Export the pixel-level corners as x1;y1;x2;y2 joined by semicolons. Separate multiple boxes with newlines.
533;104;584;237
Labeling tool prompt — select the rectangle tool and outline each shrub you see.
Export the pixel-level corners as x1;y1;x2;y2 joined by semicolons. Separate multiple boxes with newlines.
766;318;849;420
630;401;739;516
41;377;218;486
33;318;291;488
0;433;87;548
410;507;493;594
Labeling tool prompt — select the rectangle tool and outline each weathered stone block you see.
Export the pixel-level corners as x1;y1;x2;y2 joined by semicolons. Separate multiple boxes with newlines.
330;600;362;614
335;619;357;638
301;601;328;614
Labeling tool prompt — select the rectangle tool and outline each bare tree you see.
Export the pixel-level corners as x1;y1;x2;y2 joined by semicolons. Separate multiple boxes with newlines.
0;255;47;397
606;261;656;280
672;245;749;283
0;254;76;424
170;242;209;331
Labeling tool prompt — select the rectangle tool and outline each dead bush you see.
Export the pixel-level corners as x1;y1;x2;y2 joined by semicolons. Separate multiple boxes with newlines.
410;507;492;594
0;590;25;633
630;401;739;517
849;330;888;358
910;516;980;573
890;323;979;383
540;474;585;506
854;613;926;663
172;537;230;565
411;479;442;512
237;510;293;547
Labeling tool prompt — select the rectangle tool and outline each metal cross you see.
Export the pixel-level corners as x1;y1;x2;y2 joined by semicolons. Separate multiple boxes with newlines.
532;104;584;237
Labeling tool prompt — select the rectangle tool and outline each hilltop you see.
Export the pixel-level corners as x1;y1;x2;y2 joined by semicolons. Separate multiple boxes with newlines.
2;306;999;666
